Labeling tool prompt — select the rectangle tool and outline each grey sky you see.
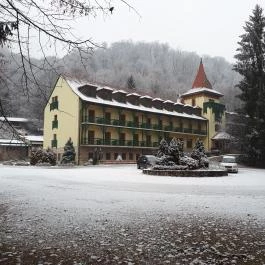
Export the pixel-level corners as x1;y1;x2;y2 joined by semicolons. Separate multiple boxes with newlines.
72;0;265;63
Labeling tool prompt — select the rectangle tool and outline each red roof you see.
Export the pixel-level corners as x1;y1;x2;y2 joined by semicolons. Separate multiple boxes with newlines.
192;59;212;89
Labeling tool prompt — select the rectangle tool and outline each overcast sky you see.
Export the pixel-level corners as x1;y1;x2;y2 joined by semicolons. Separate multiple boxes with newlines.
71;0;265;63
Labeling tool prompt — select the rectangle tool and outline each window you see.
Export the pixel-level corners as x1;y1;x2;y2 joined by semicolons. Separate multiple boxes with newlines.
133;134;139;146
52;115;58;129
106;153;111;160
215;124;221;132
114;153;119;160
136;154;140;161
129;153;133;160
119;114;126;126
105;112;111;124
88;110;95;123
105;132;111;145
88;152;93;159
159;119;163;129
179;121;183;129
187;139;192;148
122;153;126;160
88;131;95;144
133;116;139;126
192;98;196;106
50;96;58;110
198;122;202;131
146;135;151;147
147;118;151;128
119;133;125;146
51;134;57;148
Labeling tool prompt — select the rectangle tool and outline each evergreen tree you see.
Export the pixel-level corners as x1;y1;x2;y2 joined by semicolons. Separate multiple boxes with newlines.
61;138;76;164
127;75;136;89
233;5;265;166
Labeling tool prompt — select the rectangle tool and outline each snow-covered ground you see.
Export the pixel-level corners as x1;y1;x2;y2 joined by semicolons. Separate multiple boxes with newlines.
0;165;265;264
0;164;265;221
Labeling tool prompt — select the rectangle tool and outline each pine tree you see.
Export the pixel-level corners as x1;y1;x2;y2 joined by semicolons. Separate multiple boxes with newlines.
61;138;76;164
233;5;265;166
127;75;136;89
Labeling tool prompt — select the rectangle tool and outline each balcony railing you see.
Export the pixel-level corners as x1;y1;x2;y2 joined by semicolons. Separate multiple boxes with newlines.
82;116;206;135
81;137;159;147
50;101;58;111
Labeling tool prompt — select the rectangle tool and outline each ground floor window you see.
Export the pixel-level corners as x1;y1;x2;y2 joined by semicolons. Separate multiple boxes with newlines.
106;153;111;160
129;153;133;160
187;139;193;148
114;153;118;160
122;153;126;160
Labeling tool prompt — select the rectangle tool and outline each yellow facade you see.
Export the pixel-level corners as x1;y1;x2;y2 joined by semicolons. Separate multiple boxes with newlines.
43;76;212;164
43;76;80;162
182;94;225;150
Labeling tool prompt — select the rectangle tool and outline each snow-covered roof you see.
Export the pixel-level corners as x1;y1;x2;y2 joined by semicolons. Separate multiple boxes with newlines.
153;98;164;102
112;89;127;94
164;100;174;104
181;87;223;97
127;92;140;97
140;95;152;99
97;86;113;91
65;78;206;121
212;132;234;140
0;117;29;123
0;138;26;146
24;135;43;142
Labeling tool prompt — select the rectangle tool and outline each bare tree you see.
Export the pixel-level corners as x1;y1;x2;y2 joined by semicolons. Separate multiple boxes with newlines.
0;0;135;141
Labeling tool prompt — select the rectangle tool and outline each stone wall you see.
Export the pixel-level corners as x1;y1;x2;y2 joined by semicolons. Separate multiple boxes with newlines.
143;169;228;177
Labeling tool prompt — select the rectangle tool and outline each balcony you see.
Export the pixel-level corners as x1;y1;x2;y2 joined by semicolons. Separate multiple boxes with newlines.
51;139;57;148
52;120;58;129
81;138;158;148
50;101;58;111
81;115;206;135
183;128;193;134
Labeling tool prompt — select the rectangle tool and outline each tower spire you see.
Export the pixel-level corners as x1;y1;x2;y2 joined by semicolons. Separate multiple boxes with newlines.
192;59;212;89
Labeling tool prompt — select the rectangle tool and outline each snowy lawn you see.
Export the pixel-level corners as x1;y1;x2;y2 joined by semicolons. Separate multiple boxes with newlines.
0;164;265;220
0;165;265;264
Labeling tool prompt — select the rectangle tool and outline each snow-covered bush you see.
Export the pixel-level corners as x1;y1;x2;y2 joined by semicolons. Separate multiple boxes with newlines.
30;148;56;166
152;138;208;170
179;156;199;170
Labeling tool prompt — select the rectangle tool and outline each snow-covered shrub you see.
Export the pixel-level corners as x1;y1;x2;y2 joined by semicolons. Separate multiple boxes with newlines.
191;139;209;168
30;148;56;166
179;156;199;170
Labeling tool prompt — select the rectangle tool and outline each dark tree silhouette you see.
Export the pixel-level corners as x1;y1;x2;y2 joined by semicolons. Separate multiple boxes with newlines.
127;75;136;89
233;5;265;165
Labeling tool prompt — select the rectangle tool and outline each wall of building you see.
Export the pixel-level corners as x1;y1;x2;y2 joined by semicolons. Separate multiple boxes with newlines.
182;94;225;150
43;77;80;163
0;146;28;161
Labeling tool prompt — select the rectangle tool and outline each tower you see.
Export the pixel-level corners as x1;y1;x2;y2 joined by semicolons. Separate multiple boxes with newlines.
181;59;225;150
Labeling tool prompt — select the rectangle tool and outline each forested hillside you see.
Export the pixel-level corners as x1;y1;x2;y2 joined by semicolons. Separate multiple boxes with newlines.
0;41;242;121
